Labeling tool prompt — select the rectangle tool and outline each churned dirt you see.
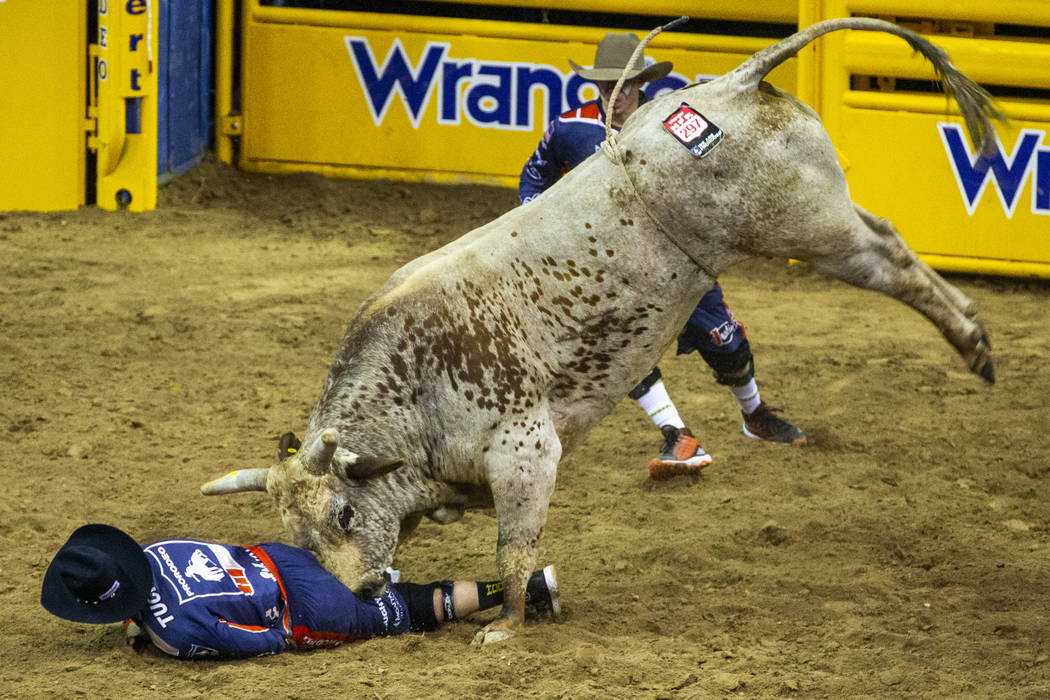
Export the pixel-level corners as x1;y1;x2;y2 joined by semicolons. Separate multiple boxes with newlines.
2;156;1048;699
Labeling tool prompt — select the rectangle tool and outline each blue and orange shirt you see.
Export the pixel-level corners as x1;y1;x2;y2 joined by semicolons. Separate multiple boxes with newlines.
135;539;409;659
519;99;612;203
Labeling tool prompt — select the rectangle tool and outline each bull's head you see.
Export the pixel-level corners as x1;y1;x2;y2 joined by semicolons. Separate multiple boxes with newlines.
200;429;404;596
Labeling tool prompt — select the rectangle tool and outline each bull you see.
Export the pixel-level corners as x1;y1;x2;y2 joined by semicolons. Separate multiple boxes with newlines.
202;18;999;645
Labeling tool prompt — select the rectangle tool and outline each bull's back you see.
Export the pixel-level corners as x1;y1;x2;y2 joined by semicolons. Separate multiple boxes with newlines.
619;80;855;260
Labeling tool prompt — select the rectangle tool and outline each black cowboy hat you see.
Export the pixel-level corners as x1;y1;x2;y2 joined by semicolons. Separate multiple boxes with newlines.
568;32;673;83
41;524;152;624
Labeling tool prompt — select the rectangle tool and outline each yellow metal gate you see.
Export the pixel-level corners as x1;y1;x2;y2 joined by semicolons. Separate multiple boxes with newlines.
798;0;1050;277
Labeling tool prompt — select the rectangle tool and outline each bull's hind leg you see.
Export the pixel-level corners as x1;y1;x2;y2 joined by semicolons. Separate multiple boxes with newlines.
852;205;987;326
808;202;994;382
472;409;562;647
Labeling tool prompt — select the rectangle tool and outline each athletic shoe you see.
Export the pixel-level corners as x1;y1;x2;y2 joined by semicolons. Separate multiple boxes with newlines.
648;425;713;480
742;402;806;444
525;564;560;618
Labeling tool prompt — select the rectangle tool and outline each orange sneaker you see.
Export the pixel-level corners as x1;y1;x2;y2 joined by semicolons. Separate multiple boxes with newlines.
648;426;713;480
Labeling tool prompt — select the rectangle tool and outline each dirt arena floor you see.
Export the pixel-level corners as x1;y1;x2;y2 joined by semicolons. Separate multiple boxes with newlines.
2;157;1048;699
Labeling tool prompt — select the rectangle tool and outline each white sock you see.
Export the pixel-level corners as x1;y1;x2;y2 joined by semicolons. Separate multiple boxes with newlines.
636;381;685;429
730;379;762;415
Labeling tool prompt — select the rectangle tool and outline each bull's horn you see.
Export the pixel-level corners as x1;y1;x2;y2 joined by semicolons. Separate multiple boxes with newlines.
304;429;339;474
200;468;270;495
341;455;405;480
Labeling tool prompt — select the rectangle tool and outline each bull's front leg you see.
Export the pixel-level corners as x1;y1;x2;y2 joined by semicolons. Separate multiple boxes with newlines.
472;413;561;647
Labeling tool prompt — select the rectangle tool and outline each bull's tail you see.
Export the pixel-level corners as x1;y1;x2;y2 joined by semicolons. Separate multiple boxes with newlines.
724;17;1004;153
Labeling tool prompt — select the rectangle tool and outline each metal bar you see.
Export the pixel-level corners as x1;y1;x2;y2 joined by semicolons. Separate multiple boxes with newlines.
239;158;518;189
249;4;782;50
840;0;1050;26
917;253;1050;280
215;0;235;164
840;32;1050;89
399;0;799;23
842;90;1050;123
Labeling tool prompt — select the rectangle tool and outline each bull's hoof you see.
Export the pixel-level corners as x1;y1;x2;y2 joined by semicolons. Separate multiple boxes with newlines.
968;338;994;384
970;353;995;384
978;359;995;384
471;625;517;647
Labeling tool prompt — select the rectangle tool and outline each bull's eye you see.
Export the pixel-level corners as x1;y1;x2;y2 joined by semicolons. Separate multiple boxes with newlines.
337;504;354;531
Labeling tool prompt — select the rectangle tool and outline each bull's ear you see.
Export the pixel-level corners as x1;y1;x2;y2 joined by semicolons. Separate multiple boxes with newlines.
335;455;405;481
277;432;301;462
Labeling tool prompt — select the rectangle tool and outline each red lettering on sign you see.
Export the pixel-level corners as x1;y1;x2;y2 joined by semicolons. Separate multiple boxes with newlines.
664;109;708;142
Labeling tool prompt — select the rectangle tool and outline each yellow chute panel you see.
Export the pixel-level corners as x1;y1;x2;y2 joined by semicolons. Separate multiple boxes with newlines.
805;1;1050;277
0;1;86;212
420;0;799;24
95;0;158;211
840;109;1050;263
233;3;796;187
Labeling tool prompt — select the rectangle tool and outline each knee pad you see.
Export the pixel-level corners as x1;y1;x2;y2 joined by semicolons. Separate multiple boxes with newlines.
699;338;755;387
398;582;441;632
436;581;457;622
628;367;663;400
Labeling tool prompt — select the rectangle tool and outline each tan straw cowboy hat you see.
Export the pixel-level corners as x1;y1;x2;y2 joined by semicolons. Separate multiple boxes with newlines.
568;32;673;83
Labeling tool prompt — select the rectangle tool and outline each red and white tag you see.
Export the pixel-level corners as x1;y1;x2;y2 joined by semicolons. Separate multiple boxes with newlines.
662;103;724;158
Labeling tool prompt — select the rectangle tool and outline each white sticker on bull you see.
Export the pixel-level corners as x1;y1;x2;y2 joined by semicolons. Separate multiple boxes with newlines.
662;103;723;158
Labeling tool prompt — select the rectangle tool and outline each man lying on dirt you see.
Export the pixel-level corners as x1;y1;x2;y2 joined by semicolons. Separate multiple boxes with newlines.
41;523;559;659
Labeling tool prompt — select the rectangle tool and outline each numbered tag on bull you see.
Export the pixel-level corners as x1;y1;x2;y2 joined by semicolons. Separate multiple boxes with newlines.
662;103;724;159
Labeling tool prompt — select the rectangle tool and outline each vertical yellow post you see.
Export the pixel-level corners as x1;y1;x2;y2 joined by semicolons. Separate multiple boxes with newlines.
95;0;158;211
795;0;820;109
215;0;238;164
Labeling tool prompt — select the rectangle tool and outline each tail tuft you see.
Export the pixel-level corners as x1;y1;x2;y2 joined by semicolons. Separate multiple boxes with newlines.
728;18;1005;153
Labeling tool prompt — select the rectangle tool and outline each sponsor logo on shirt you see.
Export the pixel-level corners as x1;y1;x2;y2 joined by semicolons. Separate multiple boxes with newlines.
375;597;390;630
371;591;404;632
147;541;257;604
155;546;197;598
147;587;175;628
186;550;225;583
709;320;739;346
297;635;339;649
207;545;256;595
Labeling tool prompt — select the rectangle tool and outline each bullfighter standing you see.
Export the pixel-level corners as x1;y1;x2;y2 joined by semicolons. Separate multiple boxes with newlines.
519;31;806;480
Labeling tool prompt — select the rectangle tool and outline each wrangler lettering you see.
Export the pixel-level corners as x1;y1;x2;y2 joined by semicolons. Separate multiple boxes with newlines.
344;36;692;132
939;123;1050;217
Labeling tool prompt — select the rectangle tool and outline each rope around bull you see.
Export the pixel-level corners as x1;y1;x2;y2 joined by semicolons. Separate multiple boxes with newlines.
599;16;718;280
600;16;688;158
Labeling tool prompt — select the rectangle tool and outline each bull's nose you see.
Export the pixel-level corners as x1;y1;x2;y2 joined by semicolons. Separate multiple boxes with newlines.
358;577;387;598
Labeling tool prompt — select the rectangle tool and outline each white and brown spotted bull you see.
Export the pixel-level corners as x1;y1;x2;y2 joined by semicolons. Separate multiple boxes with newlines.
203;18;998;645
